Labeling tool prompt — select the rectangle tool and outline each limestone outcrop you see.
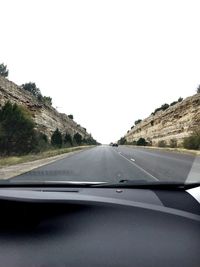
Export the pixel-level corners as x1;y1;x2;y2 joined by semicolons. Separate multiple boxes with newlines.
124;93;200;146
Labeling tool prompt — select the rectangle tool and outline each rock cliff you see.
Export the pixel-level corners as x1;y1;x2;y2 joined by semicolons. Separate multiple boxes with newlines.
0;77;92;140
124;93;200;146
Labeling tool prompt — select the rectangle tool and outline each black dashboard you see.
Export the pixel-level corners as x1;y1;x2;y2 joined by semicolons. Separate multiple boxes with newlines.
0;187;199;267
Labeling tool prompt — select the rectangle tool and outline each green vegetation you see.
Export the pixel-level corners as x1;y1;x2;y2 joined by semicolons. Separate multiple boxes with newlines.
64;132;73;146
51;128;63;148
0;102;37;155
0;63;9;77
169;139;177;148
118;137;126;145
151;97;183;116
183;129;200;150
42;96;52;106
83;136;99;145
0;146;89;167
21;82;52;106
152;103;169;115
21;82;41;98
135;119;142;125
74;132;82;146
136;138;148;146
158;140;167;147
197;85;200;94
0;101;97;157
68;114;73;119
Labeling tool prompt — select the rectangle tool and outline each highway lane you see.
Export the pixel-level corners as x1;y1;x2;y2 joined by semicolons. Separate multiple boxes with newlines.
10;145;198;183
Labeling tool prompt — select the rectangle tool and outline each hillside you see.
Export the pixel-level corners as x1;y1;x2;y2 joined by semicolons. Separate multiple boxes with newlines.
0;76;92;141
124;93;200;146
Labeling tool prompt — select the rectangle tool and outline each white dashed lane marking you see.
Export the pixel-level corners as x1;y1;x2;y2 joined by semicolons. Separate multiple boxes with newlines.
112;148;159;181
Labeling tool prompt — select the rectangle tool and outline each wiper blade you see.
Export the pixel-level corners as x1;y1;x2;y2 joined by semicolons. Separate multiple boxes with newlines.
0;180;107;188
0;180;199;190
92;180;200;190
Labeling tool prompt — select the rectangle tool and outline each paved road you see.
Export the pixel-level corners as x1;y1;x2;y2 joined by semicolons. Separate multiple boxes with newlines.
10;145;199;183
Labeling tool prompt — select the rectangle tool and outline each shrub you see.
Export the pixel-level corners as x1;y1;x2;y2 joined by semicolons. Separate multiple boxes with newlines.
158;140;167;147
118;137;126;145
42;96;52;106
21;82;42;98
152;103;169;115
135;119;142;125
33;133;49;152
68;114;73;119
136;138;147;146
170;101;177;107
183;131;200;150
85;137;98;145
169;139;177;148
0;63;9;77
51;128;63;148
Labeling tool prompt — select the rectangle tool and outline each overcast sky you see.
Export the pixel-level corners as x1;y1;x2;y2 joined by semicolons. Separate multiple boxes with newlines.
1;0;200;143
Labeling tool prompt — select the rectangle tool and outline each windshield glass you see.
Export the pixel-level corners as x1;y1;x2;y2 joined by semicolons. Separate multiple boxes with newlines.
0;0;199;186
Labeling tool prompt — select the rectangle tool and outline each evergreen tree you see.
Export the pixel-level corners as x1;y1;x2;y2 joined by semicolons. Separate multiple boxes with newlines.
0;102;36;155
0;63;9;77
51;128;63;148
74;132;82;145
64;132;73;146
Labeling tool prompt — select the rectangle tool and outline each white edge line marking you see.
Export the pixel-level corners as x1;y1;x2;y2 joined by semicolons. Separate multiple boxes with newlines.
112;148;159;181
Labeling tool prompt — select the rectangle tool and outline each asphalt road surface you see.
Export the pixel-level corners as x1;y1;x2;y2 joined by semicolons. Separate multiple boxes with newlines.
10;145;199;183
10;145;200;182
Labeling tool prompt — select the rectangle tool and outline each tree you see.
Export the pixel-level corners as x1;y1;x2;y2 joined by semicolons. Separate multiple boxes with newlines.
197;85;200;94
118;137;126;145
170;101;177;107
64;132;73;146
0;101;36;155
135;119;142;125
51;128;62;148
74;132;82;145
21;82;42;98
136;138;147;146
178;97;183;102
85;136;98;145
42;96;52;106
0;63;9;77
68;114;73;119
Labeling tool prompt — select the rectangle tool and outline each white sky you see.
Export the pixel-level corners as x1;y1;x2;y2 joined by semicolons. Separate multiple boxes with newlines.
1;0;200;144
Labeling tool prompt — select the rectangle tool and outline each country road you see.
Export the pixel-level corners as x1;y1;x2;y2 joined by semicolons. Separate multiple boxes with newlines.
10;145;199;183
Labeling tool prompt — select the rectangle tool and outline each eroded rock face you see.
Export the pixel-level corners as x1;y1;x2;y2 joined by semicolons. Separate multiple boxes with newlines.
0;77;91;140
124;94;200;146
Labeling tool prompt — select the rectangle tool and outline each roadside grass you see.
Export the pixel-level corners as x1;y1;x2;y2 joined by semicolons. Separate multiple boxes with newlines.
0;146;93;167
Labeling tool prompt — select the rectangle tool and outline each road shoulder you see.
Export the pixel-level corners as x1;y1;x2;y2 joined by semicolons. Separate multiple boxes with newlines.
0;148;92;180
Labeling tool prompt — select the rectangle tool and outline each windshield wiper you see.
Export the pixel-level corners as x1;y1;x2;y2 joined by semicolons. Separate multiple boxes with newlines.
0;180;199;190
92;180;200;190
0;180;107;188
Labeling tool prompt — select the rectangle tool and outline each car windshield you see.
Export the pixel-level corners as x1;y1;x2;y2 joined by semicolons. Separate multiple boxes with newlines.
0;0;199;187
